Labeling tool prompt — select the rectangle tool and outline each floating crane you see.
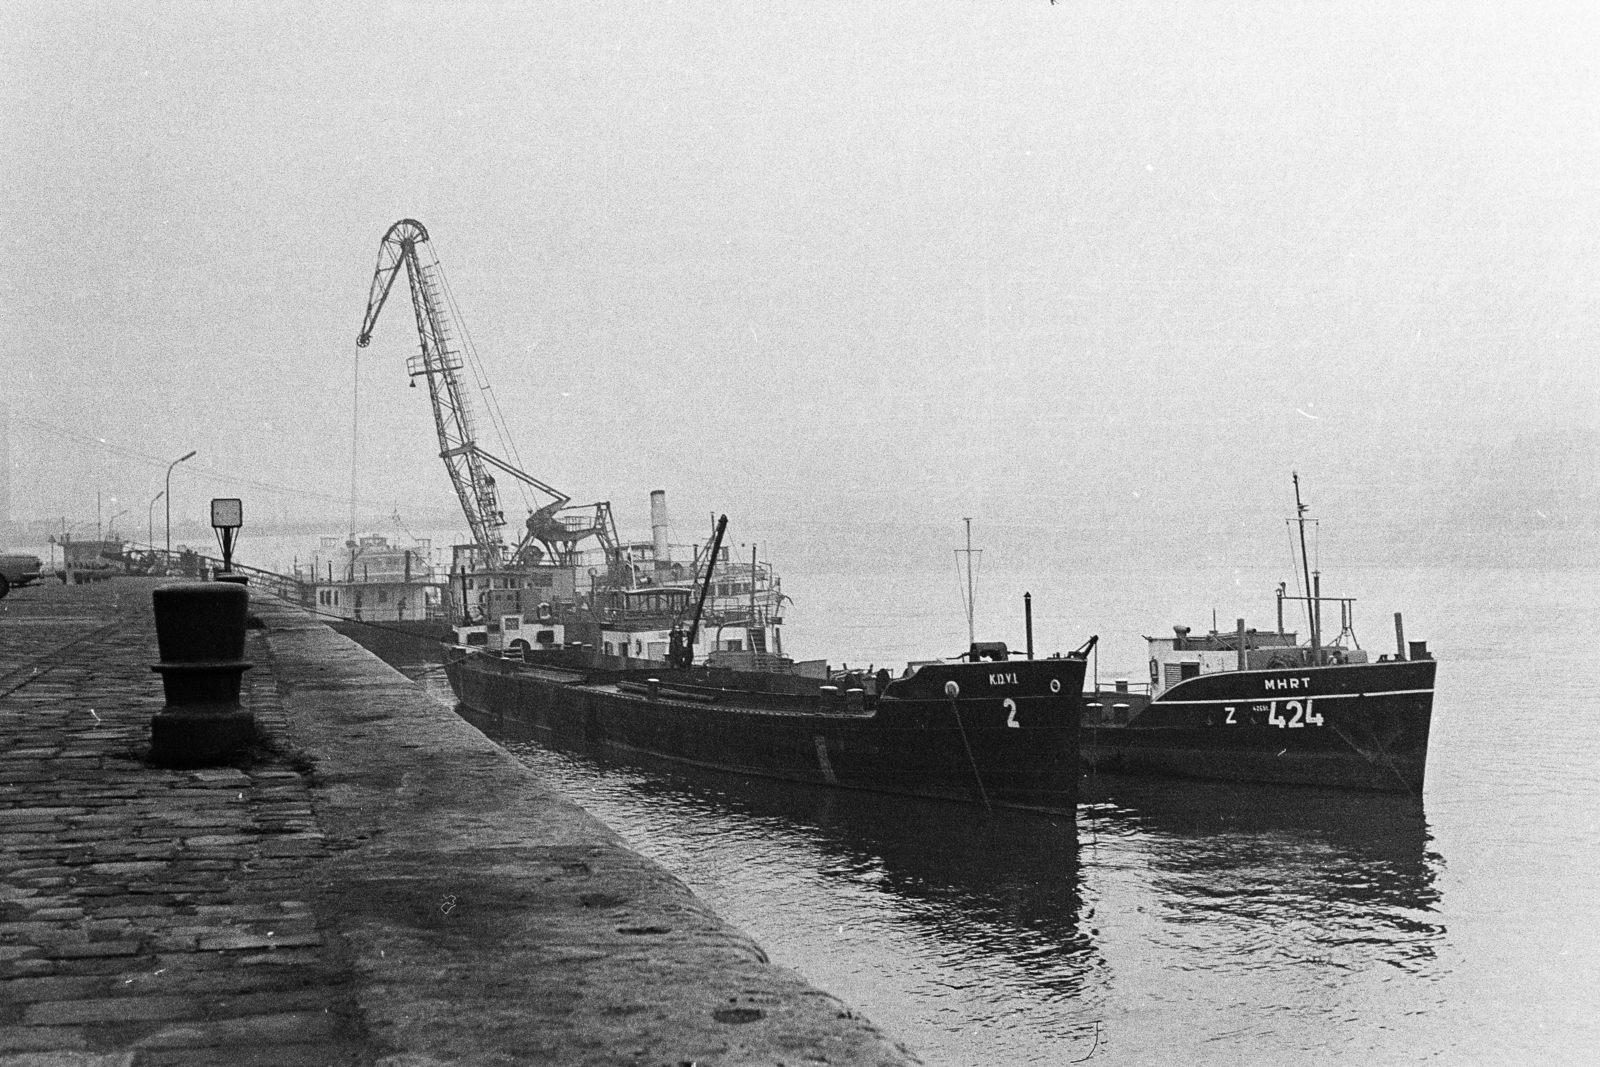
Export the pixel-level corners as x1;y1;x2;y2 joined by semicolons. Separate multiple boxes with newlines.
356;219;616;570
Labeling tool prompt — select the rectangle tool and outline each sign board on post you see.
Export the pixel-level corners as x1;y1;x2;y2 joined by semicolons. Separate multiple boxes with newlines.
211;498;243;529
211;498;243;573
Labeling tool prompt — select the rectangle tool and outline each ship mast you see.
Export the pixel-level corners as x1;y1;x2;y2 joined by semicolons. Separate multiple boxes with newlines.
956;518;982;647
1291;472;1321;662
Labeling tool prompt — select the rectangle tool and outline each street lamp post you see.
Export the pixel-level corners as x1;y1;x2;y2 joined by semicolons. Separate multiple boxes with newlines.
106;510;128;542
165;451;197;557
148;491;165;553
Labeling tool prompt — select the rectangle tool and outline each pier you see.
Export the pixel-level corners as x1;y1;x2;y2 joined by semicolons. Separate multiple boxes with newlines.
0;577;916;1065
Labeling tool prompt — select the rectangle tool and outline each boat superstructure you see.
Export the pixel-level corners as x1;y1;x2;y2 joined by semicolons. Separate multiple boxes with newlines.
296;533;447;625
1083;475;1438;793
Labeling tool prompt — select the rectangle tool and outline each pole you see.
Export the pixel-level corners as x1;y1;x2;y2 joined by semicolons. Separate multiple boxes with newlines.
1394;612;1406;661
1237;617;1247;671
148;491;164;552
1024;592;1034;660
1312;571;1323;664
165;450;196;556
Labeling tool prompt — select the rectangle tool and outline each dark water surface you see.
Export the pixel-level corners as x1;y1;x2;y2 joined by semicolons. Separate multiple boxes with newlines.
383;565;1600;1065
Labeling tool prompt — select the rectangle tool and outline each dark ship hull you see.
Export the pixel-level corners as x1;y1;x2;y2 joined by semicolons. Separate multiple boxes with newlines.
445;648;1087;815
1083;658;1436;793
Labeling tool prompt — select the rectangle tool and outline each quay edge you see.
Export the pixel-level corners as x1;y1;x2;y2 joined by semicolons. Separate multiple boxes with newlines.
256;592;923;1065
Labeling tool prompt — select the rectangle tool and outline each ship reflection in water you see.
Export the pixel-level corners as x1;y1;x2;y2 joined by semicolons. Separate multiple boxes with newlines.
1081;773;1444;976
430;667;1442;1065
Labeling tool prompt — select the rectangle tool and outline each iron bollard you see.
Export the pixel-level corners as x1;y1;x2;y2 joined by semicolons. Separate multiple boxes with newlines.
148;582;255;767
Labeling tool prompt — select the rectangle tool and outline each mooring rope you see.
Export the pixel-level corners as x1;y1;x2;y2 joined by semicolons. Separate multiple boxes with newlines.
944;680;992;815
1328;720;1416;796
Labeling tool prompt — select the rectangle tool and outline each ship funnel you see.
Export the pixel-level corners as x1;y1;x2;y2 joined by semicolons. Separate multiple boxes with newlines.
650;490;670;561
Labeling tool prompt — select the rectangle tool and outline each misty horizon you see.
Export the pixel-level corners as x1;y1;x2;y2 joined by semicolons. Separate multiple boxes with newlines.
4;2;1597;573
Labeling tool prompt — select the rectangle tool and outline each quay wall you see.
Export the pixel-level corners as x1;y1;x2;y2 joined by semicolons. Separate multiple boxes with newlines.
257;592;922;1065
0;577;918;1066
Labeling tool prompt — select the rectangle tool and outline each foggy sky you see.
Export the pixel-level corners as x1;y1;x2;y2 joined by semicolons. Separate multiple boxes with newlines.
4;1;1597;568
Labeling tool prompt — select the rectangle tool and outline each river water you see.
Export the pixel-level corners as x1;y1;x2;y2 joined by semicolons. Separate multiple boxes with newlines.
26;534;1594;1063
354;562;1600;1066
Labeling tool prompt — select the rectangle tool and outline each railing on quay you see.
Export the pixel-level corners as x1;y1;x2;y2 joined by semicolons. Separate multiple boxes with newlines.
131;548;313;606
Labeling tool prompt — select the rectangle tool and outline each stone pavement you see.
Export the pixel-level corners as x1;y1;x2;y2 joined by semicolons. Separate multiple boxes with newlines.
1;580;364;1066
0;578;918;1067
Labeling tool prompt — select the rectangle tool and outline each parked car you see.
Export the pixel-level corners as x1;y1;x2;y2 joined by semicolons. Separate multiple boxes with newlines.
0;553;44;598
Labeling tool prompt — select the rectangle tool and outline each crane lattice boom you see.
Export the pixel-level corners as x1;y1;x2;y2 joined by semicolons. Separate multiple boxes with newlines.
356;219;613;569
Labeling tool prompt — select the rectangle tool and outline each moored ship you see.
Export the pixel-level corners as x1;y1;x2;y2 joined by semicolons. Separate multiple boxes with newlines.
1084;626;1435;793
445;638;1091;815
442;513;1092;814
1083;476;1437;794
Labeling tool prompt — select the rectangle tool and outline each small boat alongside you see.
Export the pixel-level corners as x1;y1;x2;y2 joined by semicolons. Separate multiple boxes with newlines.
1083;476;1437;794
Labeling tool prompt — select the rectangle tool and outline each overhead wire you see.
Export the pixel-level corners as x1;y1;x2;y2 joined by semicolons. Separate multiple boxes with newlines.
11;413;407;509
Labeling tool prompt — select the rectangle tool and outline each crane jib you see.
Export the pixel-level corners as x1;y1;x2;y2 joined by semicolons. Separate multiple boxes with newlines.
354;219;619;572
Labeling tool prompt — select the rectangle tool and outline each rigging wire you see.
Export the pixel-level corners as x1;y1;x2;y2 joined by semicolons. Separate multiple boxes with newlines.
953;543;983;645
1286;517;1308;636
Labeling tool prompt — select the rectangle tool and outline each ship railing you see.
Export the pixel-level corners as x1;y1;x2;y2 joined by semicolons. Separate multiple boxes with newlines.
1092;679;1153;696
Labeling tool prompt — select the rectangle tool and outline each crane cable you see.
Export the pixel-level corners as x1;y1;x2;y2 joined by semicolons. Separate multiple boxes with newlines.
348;345;360;543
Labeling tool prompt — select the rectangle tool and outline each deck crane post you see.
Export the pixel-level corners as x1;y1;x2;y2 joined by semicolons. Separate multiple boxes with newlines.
356;219;615;570
669;514;728;669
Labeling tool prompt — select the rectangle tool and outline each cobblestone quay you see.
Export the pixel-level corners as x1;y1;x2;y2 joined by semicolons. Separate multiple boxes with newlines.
1;578;917;1067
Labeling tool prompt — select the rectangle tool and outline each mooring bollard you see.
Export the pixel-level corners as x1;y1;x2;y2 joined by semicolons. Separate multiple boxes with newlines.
148;582;255;767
